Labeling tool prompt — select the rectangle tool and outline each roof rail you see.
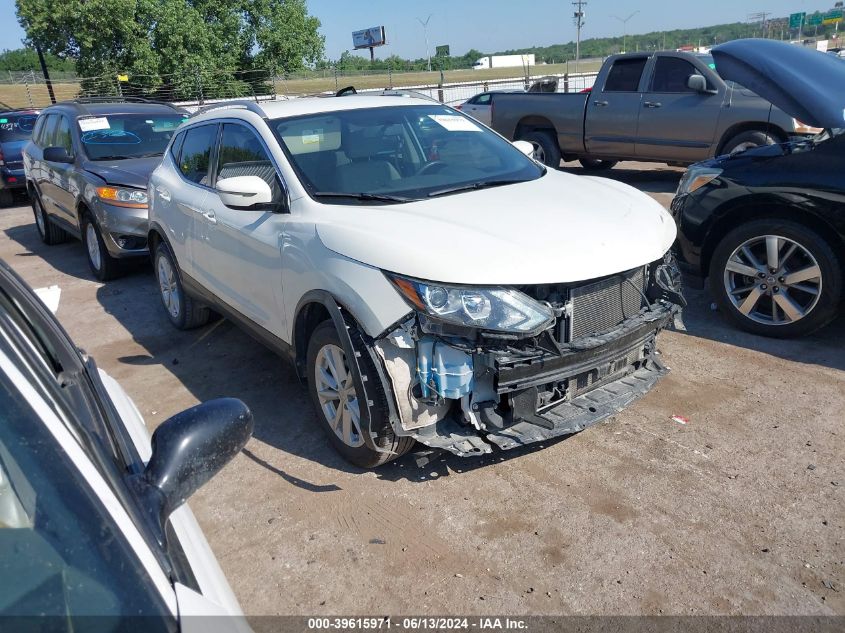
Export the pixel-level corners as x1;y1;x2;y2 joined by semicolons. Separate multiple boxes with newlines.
190;100;268;118
70;96;180;109
334;87;439;102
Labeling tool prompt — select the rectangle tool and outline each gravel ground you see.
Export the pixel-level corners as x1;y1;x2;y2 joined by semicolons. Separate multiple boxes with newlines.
1;163;842;616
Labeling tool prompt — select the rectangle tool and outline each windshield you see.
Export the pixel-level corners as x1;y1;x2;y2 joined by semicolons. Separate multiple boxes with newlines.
0;377;172;626
271;104;544;203
0;112;38;142
79;113;187;161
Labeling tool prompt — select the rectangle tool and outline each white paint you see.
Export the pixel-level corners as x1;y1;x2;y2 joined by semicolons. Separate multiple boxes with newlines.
428;114;482;132
32;285;61;314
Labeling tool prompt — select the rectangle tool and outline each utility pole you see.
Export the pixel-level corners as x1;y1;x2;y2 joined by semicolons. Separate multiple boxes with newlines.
417;14;433;72
35;44;56;104
748;12;771;39
572;0;586;74
611;11;639;53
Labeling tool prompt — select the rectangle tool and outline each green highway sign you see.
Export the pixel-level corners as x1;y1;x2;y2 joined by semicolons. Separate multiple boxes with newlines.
435;44;450;57
823;9;843;24
807;13;823;26
789;12;806;29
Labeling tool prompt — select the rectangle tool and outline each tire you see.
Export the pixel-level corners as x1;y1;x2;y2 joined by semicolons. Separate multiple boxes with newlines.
721;130;779;156
709;219;842;338
81;213;123;281
517;130;561;169
154;240;211;330
579;158;618;171
32;193;68;245
0;189;13;207
306;320;415;468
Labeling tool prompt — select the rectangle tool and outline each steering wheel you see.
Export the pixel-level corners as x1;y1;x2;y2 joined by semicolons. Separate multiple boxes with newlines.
417;161;448;176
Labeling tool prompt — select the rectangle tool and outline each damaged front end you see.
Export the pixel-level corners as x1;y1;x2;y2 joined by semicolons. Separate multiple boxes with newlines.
371;255;685;457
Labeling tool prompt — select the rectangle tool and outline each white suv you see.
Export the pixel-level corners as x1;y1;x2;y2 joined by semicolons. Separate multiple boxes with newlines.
148;94;683;468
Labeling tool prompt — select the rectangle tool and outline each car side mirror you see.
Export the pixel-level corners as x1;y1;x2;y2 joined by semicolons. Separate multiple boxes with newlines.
216;175;273;209
137;398;253;541
43;146;73;163
687;75;713;94
513;140;535;157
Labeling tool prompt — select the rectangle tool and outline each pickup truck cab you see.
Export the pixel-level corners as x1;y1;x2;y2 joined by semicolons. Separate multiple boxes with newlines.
490;51;816;170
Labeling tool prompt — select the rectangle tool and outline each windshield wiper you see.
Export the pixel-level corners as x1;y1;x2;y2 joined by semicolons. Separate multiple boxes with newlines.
312;191;414;203
427;179;526;198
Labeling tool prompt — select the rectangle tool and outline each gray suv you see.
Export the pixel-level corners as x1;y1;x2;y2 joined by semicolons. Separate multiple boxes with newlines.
23;98;188;280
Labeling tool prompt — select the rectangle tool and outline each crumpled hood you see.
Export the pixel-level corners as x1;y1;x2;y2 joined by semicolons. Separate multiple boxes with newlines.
313;170;676;285
713;39;845;129
82;156;161;189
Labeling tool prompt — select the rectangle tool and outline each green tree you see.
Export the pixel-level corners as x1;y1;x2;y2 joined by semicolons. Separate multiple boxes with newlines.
0;47;75;73
15;0;324;98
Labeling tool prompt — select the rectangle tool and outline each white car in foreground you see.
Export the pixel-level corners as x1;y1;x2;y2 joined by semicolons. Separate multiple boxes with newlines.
0;259;249;627
148;93;684;468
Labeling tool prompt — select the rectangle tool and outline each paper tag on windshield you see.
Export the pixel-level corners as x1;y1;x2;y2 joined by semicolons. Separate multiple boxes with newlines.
428;115;481;132
78;117;110;132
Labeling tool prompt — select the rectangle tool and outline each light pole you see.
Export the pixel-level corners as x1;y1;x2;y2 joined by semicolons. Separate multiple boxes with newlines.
611;10;639;53
417;14;433;72
572;0;586;74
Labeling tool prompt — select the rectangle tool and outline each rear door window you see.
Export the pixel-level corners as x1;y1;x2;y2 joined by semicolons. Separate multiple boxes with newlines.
178;124;217;186
603;58;648;92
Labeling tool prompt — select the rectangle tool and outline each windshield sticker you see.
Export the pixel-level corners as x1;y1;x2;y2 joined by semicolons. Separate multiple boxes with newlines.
428;114;481;132
78;117;111;132
302;128;323;145
81;130;141;145
0;123;13;132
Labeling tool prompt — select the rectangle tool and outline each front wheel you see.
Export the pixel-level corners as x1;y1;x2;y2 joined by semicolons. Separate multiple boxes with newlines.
154;240;211;330
306;320;414;468
709;219;842;338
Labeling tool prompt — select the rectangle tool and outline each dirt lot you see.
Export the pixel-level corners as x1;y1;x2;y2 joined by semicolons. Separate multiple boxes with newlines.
1;162;842;616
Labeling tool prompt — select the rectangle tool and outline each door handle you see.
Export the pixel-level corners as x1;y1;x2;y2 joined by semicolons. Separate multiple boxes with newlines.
593;100;609;107
204;210;217;225
644;101;662;108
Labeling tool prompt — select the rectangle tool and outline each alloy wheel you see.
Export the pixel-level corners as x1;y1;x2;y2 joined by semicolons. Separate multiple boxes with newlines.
86;223;102;272
157;254;181;320
723;234;822;326
314;344;364;448
34;200;46;236
530;142;546;163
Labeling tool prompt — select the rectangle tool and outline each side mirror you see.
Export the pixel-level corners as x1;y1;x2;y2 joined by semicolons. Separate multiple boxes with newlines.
513;140;535;157
687;75;711;94
216;175;273;209
138;398;253;540
43;146;73;163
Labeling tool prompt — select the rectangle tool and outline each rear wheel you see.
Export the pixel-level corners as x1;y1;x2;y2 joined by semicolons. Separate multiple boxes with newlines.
81;214;123;281
154;240;211;330
709;219;842;338
722;130;779;156
517;130;561;168
306;320;414;468
32;194;67;245
579;157;618;171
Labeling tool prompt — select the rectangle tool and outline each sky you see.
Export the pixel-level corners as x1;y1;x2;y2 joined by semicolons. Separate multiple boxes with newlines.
0;0;830;60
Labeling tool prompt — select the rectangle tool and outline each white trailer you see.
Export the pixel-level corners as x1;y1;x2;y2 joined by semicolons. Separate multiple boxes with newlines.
472;54;535;70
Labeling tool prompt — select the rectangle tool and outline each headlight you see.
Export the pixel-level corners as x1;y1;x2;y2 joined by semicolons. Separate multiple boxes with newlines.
388;274;554;334
792;118;823;136
676;167;722;196
96;186;148;208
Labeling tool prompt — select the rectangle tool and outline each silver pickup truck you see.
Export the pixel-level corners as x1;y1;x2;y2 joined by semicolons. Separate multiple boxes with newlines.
489;51;816;170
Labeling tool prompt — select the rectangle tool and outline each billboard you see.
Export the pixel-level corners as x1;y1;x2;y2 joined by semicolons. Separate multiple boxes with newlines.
352;26;386;49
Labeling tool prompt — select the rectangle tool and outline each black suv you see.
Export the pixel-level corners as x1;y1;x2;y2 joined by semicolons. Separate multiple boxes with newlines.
23;98;188;280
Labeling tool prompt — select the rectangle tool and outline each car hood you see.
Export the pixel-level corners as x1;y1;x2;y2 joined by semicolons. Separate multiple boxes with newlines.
82;156;162;189
713;39;845;129
313;170;676;285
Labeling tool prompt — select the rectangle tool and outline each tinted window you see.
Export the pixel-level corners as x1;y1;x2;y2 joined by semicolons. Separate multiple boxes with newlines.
31;115;46;145
178;124;217;185
0;378;171;627
604;58;648;92
0;112;39;142
651;57;706;93
474;94;491;105
39;114;59;148
55;116;74;155
273;105;543;203
216;123;283;204
78;113;187;161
